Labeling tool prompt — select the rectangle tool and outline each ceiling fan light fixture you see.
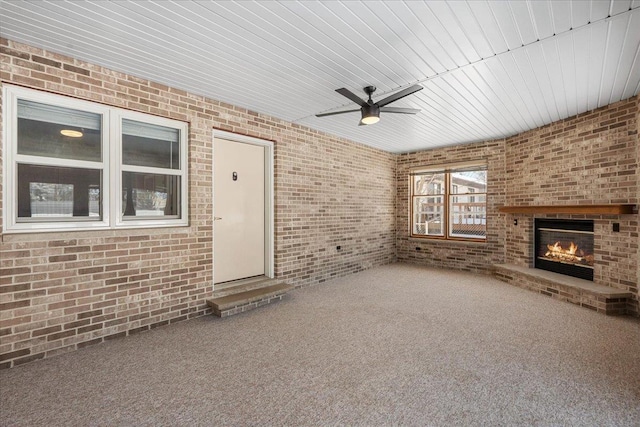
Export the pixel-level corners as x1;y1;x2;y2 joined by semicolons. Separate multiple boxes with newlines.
360;115;380;125
360;104;380;125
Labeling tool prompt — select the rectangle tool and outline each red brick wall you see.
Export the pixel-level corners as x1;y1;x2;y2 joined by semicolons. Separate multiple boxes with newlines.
0;39;396;368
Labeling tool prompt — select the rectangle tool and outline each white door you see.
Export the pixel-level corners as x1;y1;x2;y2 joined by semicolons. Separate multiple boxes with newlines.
214;138;265;283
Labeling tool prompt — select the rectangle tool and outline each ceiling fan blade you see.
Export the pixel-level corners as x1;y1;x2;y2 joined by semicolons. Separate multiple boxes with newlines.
377;85;423;107
316;108;361;117
335;88;367;107
380;107;421;114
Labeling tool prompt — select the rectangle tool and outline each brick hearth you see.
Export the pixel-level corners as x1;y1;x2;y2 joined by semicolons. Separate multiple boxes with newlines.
493;264;631;315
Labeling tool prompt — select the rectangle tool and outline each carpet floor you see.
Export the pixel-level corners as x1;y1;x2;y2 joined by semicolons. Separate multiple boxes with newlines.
1;263;639;426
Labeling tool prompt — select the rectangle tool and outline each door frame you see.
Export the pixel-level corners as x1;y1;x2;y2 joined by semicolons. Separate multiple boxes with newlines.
212;130;274;283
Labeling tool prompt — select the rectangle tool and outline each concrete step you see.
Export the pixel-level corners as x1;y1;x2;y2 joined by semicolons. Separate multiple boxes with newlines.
212;277;281;298
207;280;294;318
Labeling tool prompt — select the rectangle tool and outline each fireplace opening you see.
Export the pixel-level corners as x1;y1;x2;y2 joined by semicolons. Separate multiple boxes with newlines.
534;218;594;281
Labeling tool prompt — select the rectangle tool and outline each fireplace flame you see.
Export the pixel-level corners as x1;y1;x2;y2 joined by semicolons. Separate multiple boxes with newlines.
545;241;586;263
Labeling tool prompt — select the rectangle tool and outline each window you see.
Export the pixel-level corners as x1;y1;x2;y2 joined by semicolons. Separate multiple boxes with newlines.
412;171;445;237
119;119;183;224
410;164;487;240
3;85;188;233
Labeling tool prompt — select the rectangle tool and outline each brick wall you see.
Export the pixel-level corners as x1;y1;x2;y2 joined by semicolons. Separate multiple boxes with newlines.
396;98;638;315
396;140;507;273
503;97;639;315
0;39;396;368
2;37;637;369
275;128;396;283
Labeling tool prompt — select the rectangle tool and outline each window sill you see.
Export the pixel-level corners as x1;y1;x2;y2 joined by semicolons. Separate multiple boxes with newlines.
3;220;189;235
408;236;487;244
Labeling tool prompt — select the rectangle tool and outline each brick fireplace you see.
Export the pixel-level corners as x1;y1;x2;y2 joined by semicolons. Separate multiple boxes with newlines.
498;94;639;316
495;209;634;315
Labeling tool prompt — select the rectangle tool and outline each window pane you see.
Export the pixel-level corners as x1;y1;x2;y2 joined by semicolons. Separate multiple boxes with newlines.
412;196;444;236
17;99;101;162
122;119;180;169
451;170;487;193
122;172;180;217
17;164;101;220
413;173;445;195
450;194;486;238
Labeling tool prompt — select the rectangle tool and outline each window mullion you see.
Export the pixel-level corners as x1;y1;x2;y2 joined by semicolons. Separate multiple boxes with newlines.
445;172;451;239
15;154;105;170
108;109;119;229
121;164;183;176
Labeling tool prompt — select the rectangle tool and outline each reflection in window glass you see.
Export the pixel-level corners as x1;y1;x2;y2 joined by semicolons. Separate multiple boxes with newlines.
18;164;101;220
413;173;445;195
122;172;180;217
17;99;101;162
122;119;180;169
450;171;487;193
29;182;74;217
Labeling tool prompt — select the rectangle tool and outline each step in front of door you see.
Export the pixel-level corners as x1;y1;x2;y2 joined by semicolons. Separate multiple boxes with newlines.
207;282;294;317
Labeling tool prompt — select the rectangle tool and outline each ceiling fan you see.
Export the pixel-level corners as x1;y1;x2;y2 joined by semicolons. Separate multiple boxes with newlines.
316;84;423;125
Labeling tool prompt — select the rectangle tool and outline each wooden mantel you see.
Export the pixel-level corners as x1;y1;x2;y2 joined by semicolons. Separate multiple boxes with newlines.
499;204;636;215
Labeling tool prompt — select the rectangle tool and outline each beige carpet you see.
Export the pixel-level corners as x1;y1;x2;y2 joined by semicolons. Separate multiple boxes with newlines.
1;263;639;426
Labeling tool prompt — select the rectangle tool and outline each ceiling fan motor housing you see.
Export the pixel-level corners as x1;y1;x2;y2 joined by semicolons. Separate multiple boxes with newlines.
364;85;377;98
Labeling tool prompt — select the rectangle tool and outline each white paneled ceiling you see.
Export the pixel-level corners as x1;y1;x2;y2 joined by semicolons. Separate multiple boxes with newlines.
1;0;639;153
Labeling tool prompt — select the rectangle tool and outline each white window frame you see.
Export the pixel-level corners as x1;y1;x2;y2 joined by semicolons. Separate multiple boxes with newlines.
113;109;188;229
2;85;189;233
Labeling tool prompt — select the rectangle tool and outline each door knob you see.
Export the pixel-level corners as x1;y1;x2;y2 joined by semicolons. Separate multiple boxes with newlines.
214;217;223;221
